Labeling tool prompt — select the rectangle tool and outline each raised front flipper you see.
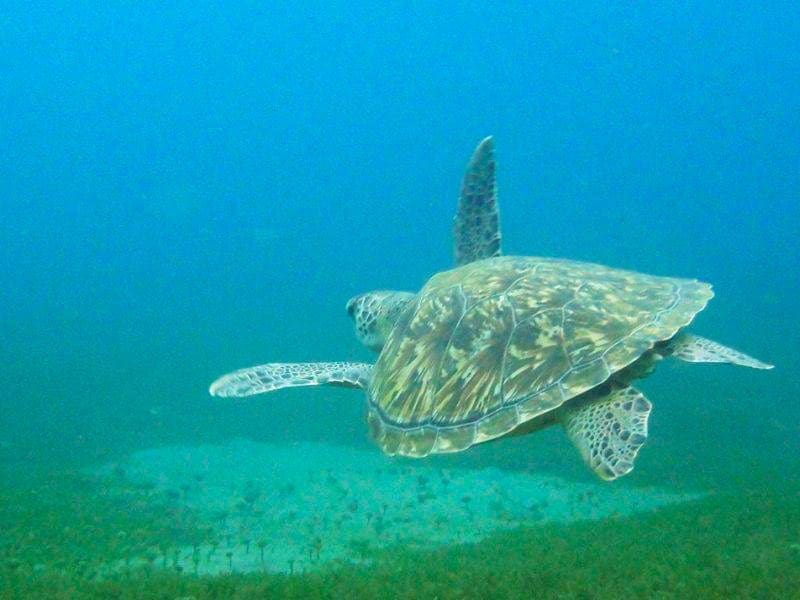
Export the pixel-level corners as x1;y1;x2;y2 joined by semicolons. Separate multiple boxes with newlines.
453;136;501;266
666;333;773;370
209;362;372;397
561;386;652;481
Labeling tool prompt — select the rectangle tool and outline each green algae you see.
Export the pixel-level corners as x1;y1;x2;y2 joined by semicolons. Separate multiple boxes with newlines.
1;469;798;599
0;469;203;590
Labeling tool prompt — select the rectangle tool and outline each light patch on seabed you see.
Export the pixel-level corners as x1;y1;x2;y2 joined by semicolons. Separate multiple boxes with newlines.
93;439;704;576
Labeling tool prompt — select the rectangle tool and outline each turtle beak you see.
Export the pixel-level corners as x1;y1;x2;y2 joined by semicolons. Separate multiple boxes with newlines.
346;297;358;318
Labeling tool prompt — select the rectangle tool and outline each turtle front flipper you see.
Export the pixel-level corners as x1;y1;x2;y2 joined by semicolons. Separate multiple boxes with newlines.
665;333;774;370
209;362;372;397
560;386;652;481
453;136;501;266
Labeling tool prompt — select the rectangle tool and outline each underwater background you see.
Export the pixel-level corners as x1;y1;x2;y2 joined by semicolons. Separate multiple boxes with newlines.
1;2;799;598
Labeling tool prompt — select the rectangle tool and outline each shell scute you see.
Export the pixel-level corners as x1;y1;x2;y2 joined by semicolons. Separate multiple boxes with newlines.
374;286;465;425
501;310;571;403
431;423;476;454
433;295;515;425
474;405;520;443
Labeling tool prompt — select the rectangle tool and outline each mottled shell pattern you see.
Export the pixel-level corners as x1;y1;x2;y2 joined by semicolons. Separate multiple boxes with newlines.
367;256;712;457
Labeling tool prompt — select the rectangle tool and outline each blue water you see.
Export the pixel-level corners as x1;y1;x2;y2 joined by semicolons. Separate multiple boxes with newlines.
1;2;798;594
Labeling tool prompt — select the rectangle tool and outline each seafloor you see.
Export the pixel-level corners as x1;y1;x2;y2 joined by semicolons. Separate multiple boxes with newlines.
1;434;798;599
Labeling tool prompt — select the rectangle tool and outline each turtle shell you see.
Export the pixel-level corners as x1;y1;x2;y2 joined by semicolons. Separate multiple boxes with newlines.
367;256;712;457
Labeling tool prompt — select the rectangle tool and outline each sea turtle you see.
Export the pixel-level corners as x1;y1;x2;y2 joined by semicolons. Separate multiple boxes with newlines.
210;139;772;481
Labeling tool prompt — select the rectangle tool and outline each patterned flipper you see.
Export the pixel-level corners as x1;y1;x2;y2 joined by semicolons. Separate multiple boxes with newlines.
561;386;652;481
209;362;373;397
667;333;773;370
453;136;501;266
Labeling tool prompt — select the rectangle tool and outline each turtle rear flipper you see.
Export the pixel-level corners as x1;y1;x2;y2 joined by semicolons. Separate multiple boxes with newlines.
209;362;372;397
666;333;773;370
561;386;652;481
453;136;501;266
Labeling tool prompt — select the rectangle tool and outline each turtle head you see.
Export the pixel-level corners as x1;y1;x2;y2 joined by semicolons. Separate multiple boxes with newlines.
346;291;416;352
